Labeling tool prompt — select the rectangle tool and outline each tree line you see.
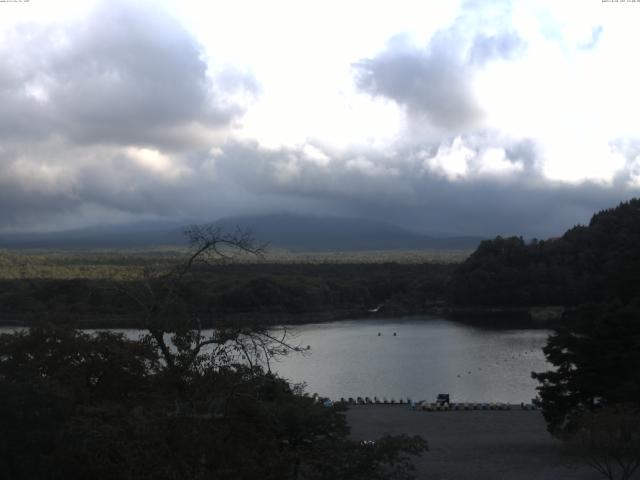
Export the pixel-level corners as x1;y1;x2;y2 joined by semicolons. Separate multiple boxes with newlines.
450;199;640;479
0;226;427;479
449;198;640;307
3;199;640;478
0;262;453;326
445;199;640;479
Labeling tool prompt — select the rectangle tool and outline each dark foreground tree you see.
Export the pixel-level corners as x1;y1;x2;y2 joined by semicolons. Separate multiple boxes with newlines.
449;198;640;308
533;302;640;480
0;324;427;479
532;302;640;434
563;405;640;480
0;226;427;479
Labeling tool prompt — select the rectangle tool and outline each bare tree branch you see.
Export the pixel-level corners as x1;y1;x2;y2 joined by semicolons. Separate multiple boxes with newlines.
107;223;301;414
565;404;640;480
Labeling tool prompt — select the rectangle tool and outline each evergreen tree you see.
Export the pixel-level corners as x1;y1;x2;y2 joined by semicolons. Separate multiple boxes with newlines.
532;303;640;434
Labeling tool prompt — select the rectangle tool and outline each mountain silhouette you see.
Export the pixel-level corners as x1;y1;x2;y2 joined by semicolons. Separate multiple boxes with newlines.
0;214;484;251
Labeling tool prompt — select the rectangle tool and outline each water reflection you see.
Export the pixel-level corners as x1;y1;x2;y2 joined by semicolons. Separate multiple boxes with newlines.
0;316;551;403
271;317;550;403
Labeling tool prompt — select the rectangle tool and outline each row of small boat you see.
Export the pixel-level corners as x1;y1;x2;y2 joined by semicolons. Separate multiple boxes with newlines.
413;402;511;411
336;397;538;411
340;396;408;405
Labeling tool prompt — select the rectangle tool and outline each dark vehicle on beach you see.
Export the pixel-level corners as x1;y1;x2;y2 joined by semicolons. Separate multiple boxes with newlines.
436;393;450;406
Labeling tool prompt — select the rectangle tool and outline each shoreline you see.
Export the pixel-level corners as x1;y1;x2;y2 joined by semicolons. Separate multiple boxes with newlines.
0;305;565;329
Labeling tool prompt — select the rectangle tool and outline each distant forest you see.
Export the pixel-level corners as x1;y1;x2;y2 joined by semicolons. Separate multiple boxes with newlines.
449;198;640;307
0;263;453;327
2;199;640;327
3;201;639;479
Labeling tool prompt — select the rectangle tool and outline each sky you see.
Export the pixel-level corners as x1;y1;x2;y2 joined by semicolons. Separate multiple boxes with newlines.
1;0;640;237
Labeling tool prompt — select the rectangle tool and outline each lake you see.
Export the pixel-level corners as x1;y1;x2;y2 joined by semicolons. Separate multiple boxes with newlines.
0;316;551;403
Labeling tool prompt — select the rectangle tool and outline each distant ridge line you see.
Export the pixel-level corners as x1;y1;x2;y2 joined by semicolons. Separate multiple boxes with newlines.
0;214;485;251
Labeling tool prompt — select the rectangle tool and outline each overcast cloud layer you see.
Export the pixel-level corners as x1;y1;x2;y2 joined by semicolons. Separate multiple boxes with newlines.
1;0;640;237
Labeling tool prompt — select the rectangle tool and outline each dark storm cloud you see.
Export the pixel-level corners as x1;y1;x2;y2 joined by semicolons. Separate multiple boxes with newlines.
1;1;639;239
0;1;256;148
353;5;526;131
1;132;639;237
0;181;78;228
0;0;258;231
204;139;640;238
503;139;539;171
353;36;483;130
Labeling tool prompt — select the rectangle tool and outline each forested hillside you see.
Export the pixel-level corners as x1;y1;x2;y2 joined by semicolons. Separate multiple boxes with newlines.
450;198;640;306
0;263;453;326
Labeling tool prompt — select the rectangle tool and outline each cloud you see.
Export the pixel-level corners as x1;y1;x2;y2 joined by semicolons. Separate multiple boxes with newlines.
353;3;527;132
0;1;256;149
579;25;603;50
422;137;474;180
353;36;483;131
198;138;640;238
469;31;526;66
1;128;639;238
0;1;258;231
1;0;639;241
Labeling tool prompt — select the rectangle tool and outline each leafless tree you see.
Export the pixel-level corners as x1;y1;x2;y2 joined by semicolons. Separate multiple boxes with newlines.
115;225;301;378
564;404;640;480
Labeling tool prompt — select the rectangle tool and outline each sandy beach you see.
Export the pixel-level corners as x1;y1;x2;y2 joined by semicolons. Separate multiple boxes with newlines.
347;405;612;480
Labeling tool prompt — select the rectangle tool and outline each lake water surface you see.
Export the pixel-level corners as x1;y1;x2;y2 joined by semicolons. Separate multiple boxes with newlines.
0;316;550;403
273;317;550;403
